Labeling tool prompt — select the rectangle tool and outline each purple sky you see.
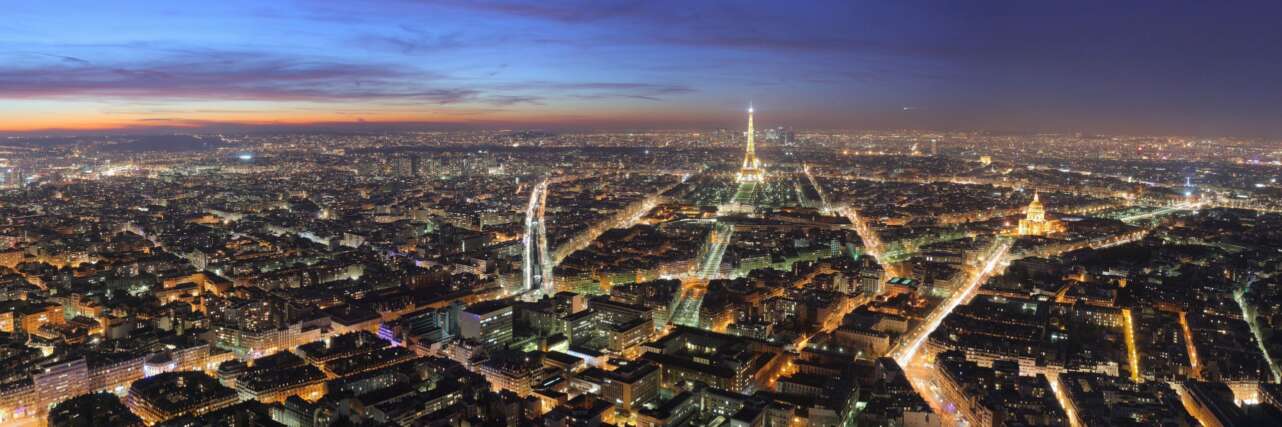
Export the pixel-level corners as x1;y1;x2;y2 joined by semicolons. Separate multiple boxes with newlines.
3;0;1281;136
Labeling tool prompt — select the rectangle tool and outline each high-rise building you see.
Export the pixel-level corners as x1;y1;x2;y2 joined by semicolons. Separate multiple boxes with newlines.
459;300;514;349
736;107;764;183
394;155;418;178
35;357;89;412
379;302;462;348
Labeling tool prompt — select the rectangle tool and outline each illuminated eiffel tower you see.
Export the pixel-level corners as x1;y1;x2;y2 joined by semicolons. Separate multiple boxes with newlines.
735;106;764;183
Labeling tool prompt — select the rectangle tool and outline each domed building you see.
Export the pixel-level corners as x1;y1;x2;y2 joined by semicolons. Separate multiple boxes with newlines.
1017;193;1064;236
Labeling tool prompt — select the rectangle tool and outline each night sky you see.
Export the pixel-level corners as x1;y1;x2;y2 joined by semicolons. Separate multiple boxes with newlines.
4;1;1281;136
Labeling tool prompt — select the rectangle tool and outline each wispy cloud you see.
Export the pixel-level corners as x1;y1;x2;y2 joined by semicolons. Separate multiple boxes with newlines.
431;0;648;24
482;95;544;106
428;0;941;57
489;81;694;102
351;25;474;54
0;50;475;103
20;52;93;65
0;46;701;108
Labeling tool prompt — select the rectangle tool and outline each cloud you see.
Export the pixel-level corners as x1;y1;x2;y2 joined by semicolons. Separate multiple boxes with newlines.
0;46;697;108
432;0;648;24
0;50;476;103
42;53;92;65
490;81;694;102
654;34;958;58
429;0;944;57
485;64;509;77
483;95;544;106
11;51;94;65
351;25;473;54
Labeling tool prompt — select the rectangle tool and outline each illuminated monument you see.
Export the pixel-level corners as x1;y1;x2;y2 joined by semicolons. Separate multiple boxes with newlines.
1017;193;1064;236
735;106;764;183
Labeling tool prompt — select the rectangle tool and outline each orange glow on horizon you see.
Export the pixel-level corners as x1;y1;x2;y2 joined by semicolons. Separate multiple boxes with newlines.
0;104;723;133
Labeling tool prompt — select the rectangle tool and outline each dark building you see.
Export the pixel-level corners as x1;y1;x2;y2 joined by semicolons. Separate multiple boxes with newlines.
48;392;144;427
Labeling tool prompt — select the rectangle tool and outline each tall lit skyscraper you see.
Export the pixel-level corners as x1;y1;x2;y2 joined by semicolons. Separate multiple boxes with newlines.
736;106;764;183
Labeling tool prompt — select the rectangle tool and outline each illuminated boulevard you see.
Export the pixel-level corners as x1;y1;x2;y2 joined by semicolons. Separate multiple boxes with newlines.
894;237;1014;426
671;221;734;327
1235;284;1282;382
839;205;907;279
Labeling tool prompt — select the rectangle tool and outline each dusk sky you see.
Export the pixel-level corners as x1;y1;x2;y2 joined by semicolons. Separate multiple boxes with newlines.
4;1;1282;136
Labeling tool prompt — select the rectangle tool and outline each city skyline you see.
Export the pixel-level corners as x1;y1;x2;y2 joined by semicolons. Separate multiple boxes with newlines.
3;4;1282;426
5;1;1282;137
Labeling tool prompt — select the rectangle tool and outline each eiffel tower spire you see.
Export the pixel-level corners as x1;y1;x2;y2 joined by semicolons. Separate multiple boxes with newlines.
736;105;764;182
